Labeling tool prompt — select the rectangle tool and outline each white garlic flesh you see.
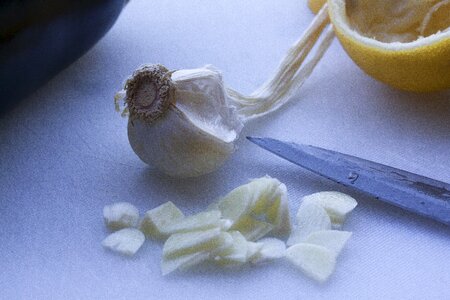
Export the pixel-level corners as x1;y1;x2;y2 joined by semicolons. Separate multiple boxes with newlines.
304;230;352;256
216;175;291;240
161;251;211;275
214;231;250;267
102;228;145;256
140;201;184;240
103;202;139;231
250;238;286;264
162;227;226;259
287;201;331;246
302;191;358;228
285;243;337;283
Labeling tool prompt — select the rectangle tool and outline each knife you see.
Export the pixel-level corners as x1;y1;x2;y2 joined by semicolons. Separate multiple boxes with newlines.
247;136;450;226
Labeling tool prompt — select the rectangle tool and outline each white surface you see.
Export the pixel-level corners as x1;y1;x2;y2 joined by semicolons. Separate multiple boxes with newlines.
1;0;449;299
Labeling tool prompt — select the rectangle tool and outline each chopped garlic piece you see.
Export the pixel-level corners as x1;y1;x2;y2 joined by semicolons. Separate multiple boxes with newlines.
248;176;283;214
163;228;224;259
103;202;139;231
162;251;210;275
232;216;274;241
162;231;233;275
140;201;184;240
163;210;222;235
285;243;336;283
246;241;264;261
217;184;253;226
214;231;249;267
251;238;286;264
266;183;291;237
305;230;352;256
302;191;357;227
217;176;291;240
219;219;233;231
101;228;145;256
209;232;234;257
287;202;331;246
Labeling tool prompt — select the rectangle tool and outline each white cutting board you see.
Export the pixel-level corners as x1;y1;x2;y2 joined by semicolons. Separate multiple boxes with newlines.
1;1;449;299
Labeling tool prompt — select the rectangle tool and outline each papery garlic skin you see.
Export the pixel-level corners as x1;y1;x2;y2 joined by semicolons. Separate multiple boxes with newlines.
171;66;242;143
125;65;243;178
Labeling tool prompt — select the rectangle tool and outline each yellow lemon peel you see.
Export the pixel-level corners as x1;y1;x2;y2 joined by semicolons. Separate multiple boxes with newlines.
308;0;450;92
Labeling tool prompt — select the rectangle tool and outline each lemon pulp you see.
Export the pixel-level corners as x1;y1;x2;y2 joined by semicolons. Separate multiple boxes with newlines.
327;0;450;92
346;0;450;43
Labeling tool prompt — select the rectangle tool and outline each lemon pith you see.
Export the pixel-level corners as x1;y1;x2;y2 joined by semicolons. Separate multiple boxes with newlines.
326;0;450;92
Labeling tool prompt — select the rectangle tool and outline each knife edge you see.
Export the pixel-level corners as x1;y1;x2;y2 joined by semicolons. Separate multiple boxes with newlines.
247;136;450;226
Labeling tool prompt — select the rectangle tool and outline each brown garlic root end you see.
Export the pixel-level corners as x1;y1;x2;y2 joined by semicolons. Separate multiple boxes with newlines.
125;64;176;123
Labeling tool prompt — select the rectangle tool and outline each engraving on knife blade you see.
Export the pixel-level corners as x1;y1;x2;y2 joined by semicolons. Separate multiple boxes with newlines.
347;172;359;184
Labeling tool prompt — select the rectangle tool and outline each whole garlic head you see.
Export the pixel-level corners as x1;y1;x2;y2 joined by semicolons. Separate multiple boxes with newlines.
121;64;243;178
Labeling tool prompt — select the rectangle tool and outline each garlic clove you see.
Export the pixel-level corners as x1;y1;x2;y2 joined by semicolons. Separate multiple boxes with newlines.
214;231;249;267
103;202;140;231
287;201;331;246
162;231;233;275
162;227;224;259
140;201;184;240
246;241;264;261
161;251;211;275
247;176;283;213
231;215;274;241
162;210;222;235
250;238;286;264
302;191;357;228
128;107;236;178
217;184;254;226
265;183;291;237
216;176;291;237
304;230;352;256
219;219;233;231
124;65;243;178
101;228;145;256
285;243;337;283
209;231;235;257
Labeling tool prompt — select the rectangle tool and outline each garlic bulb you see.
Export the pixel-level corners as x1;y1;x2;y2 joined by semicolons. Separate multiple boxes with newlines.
115;7;334;177
117;64;243;177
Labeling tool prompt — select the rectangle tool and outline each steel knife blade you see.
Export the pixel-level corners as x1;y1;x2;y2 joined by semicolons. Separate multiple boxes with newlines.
247;136;450;226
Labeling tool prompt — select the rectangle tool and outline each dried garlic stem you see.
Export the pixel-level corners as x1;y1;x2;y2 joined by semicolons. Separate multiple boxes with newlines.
121;64;175;123
228;4;334;122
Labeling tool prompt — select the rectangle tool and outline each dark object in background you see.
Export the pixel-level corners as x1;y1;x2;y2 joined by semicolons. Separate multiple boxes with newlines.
0;0;128;112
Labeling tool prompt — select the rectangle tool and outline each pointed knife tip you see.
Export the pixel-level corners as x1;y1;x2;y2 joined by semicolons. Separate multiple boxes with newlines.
246;136;269;146
246;136;260;143
246;136;269;142
247;136;283;149
246;136;286;156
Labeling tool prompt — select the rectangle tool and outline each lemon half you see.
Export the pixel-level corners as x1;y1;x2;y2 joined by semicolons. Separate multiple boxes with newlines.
312;0;450;92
